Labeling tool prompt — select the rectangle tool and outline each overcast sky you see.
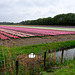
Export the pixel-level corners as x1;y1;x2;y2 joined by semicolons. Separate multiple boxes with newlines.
0;0;75;22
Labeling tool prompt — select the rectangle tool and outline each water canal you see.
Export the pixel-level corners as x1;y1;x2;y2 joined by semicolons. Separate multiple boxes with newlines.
49;48;75;62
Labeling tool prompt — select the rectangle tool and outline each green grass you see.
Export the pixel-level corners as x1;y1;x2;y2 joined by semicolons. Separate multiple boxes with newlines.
43;58;75;75
0;40;75;60
0;40;75;75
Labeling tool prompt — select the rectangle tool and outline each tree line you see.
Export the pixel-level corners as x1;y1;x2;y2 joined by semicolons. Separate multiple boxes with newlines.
0;13;75;26
19;13;75;26
0;22;14;25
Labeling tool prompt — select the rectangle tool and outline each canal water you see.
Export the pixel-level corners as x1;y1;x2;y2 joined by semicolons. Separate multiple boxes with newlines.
49;48;75;62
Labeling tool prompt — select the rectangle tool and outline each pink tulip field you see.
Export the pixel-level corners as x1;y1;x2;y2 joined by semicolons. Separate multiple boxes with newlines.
0;26;75;40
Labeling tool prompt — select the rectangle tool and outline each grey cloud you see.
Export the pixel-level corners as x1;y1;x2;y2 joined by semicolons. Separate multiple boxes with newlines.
0;0;75;22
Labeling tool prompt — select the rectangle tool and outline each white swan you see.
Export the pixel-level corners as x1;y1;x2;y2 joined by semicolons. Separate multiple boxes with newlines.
29;53;35;58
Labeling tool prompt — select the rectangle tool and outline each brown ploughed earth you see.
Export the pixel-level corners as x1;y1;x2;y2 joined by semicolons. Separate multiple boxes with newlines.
0;34;75;46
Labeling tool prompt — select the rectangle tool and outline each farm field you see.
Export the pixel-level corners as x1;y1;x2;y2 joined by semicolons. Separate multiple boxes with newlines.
0;25;75;46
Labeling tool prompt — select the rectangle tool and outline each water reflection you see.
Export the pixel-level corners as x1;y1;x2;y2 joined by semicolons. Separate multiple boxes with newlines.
49;48;75;62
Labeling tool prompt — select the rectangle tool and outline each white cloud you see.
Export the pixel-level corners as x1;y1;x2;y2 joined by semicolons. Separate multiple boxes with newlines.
0;0;75;22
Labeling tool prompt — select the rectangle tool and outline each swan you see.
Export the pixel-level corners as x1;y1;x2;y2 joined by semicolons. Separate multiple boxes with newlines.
29;53;35;58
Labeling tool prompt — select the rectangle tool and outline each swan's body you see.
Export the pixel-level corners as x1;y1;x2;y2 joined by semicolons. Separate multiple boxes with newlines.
29;53;35;58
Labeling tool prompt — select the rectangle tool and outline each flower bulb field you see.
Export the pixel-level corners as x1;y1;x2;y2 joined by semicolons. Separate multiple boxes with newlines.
0;25;75;46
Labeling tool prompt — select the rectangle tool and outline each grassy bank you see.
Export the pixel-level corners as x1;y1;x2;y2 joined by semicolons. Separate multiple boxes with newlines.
43;58;75;75
0;40;75;60
0;40;75;75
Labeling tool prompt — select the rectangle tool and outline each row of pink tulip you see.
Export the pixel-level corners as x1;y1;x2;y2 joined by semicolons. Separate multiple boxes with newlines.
0;26;75;36
0;28;47;37
0;26;75;40
0;28;35;38
0;31;19;38
0;34;10;40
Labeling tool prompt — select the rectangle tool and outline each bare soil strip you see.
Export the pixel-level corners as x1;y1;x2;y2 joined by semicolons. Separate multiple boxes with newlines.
0;34;75;46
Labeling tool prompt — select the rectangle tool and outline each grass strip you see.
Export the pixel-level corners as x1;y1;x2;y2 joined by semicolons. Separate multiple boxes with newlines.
43;58;75;75
0;40;75;60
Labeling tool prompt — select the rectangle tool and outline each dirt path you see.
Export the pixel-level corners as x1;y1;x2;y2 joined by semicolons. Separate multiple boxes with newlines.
1;34;74;46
